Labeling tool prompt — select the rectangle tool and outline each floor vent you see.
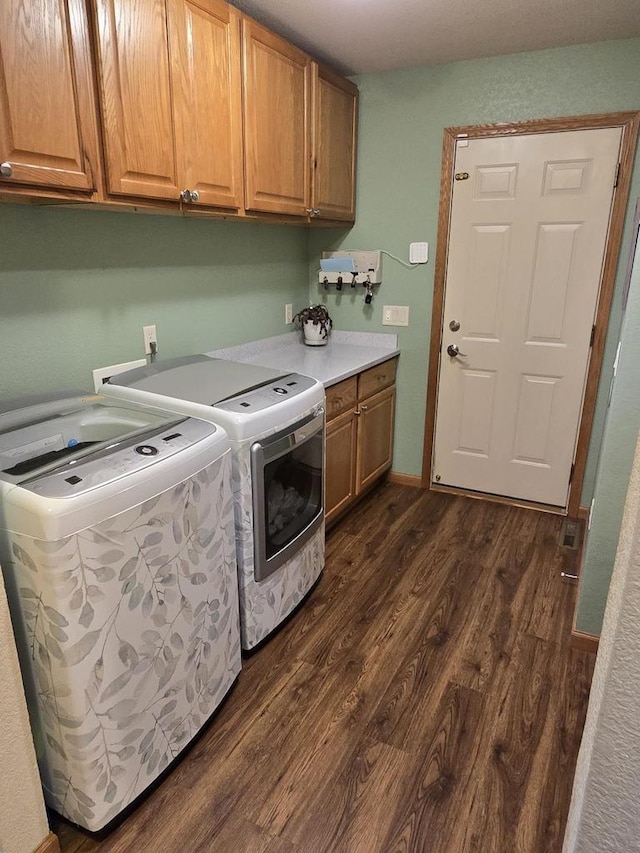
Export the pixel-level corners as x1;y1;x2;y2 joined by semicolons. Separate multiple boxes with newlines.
559;518;582;550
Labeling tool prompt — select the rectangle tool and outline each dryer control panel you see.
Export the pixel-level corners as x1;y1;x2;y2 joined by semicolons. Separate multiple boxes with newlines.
216;373;317;415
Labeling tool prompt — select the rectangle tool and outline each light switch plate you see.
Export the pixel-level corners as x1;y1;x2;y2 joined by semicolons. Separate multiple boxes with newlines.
382;305;410;327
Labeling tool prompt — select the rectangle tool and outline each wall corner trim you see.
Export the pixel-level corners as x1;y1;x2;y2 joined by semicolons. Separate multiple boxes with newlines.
570;628;599;655
388;471;423;488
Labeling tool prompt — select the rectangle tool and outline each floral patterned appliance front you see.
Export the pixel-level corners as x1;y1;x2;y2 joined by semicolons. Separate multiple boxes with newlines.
0;393;241;831
104;355;326;650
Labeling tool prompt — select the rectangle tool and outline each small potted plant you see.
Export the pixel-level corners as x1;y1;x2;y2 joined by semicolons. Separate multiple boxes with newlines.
293;304;333;347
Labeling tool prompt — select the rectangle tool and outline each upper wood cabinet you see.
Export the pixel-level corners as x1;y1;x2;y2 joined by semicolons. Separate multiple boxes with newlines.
241;18;311;217
93;0;180;200
93;0;242;208
1;0;356;219
0;0;99;194
311;64;358;222
168;0;243;208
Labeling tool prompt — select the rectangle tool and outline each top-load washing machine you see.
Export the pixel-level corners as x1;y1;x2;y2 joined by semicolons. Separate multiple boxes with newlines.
0;391;241;831
103;355;325;650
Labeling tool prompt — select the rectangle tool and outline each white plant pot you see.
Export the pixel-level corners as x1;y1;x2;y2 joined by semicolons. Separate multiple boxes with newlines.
302;319;331;346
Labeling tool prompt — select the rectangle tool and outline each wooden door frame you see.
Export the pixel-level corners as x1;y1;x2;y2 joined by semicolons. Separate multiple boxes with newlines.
421;111;640;516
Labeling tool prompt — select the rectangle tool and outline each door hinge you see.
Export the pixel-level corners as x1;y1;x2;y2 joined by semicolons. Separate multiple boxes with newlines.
569;463;575;483
590;325;596;347
614;162;621;188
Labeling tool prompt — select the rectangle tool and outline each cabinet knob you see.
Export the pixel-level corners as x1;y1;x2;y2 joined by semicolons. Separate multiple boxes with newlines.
306;208;313;215
0;162;13;178
190;189;200;202
312;208;321;216
180;189;192;202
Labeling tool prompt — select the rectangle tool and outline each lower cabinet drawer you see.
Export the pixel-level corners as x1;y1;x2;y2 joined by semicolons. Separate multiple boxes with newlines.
325;376;358;420
358;358;397;400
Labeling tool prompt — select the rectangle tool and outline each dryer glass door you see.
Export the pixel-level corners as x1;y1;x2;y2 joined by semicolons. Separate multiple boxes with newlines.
251;410;324;581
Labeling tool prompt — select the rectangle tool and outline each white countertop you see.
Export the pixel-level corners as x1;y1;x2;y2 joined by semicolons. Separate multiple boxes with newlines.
207;331;399;388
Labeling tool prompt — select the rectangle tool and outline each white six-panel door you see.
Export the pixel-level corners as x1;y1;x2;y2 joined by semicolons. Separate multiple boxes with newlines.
432;127;622;507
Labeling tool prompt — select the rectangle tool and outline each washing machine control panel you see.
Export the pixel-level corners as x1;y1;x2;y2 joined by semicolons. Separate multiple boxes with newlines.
216;373;317;414
21;419;219;498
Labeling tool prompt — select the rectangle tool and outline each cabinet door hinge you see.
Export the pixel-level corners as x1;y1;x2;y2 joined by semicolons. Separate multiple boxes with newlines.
614;162;621;188
590;325;596;347
569;463;575;483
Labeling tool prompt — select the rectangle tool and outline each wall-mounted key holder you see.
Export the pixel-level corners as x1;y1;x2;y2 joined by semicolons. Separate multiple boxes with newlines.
318;250;383;287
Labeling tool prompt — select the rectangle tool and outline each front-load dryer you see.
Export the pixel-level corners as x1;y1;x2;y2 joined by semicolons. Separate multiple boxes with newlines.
0;392;241;830
103;355;325;650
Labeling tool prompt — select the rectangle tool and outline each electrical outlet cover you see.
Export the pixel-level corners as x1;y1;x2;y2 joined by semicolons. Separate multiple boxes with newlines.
143;324;157;355
409;242;429;264
92;359;147;393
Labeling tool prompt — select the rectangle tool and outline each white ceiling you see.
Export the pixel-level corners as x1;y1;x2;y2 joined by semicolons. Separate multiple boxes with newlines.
229;0;640;75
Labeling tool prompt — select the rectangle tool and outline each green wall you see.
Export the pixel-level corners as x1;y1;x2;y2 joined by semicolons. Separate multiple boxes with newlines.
0;206;309;397
309;38;640;503
577;233;640;635
1;39;639;636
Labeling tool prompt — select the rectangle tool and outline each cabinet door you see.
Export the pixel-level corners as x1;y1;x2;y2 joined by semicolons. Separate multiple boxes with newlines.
325;408;358;526
311;63;357;221
356;386;396;494
168;0;243;209
93;0;181;200
0;0;97;191
242;18;310;216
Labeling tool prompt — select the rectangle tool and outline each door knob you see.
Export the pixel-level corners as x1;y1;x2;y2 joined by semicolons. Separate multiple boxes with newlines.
190;190;200;202
0;162;13;177
446;343;467;357
180;189;192;202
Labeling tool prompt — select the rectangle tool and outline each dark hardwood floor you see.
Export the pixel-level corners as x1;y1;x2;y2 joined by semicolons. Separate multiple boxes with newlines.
53;484;594;853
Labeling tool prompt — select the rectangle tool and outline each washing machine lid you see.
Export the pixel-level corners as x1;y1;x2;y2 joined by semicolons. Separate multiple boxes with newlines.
105;355;324;441
0;391;189;488
111;355;288;405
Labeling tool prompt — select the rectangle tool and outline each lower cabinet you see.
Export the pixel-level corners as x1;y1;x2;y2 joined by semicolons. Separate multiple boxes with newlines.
326;407;358;525
356;385;396;494
325;358;397;526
